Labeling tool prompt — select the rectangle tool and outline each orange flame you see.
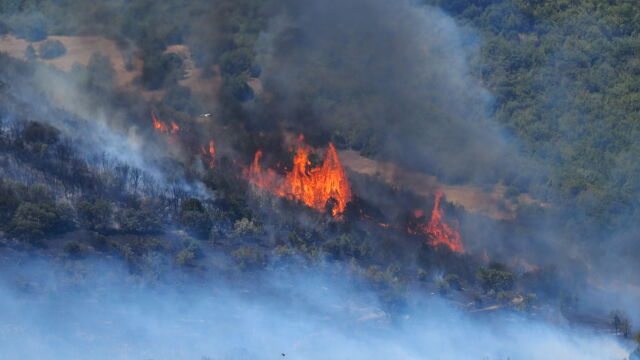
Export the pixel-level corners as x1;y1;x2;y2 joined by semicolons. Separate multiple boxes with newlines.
245;138;352;216
426;193;464;252
201;140;216;169
171;122;180;134
151;112;180;136
151;111;169;132
409;193;464;252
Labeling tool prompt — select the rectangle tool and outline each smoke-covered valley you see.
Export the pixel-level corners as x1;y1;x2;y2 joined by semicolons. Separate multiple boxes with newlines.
1;0;640;359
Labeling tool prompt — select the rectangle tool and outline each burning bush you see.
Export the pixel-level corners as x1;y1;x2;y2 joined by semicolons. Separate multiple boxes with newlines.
245;138;352;217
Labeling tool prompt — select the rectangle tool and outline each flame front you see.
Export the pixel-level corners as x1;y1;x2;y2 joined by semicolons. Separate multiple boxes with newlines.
410;193;464;252
245;138;352;217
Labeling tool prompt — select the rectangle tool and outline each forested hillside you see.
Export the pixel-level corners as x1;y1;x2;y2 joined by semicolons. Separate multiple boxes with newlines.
431;0;640;228
2;0;640;229
0;0;639;358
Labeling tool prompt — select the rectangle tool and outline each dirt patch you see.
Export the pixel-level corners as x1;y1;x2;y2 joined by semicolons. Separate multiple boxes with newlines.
339;150;546;220
0;35;220;101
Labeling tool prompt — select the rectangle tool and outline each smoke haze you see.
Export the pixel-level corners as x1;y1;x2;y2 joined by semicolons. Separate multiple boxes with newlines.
0;257;631;360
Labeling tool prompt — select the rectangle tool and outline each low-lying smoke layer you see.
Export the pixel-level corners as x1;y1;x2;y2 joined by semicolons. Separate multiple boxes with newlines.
0;257;631;360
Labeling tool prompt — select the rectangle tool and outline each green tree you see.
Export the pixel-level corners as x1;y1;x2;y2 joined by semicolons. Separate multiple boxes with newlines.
77;199;112;233
118;207;162;235
24;44;37;60
7;202;72;241
140;51;187;90
476;266;515;293
38;39;66;59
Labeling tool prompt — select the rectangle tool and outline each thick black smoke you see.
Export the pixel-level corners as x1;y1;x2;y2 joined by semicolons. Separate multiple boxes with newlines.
256;0;530;186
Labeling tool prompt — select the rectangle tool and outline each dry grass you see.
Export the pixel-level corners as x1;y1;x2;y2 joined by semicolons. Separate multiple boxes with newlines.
0;34;221;101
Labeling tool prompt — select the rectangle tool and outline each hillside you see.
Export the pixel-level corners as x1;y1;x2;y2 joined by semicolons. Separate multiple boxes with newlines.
0;0;639;359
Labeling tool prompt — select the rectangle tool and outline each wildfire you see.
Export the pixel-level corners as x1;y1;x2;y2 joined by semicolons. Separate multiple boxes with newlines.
201;140;216;169
151;111;180;134
170;122;180;134
151;111;168;132
245;137;352;217
410;192;464;253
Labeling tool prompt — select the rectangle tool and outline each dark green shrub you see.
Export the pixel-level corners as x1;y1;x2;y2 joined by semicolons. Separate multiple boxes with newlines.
63;241;85;258
77;199;112;233
175;237;202;267
178;198;211;238
7;202;72;240
118;208;162;234
232;246;264;270
140;52;186;90
23;121;60;144
219;48;254;76
476;267;515;293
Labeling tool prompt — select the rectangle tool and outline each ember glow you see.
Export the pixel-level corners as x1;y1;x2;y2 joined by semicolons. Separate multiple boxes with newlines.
170;122;180;134
201;140;216;169
245;137;352;216
410;193;464;253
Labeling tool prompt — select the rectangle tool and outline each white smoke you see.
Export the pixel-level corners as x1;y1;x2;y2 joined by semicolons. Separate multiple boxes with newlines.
0;257;632;360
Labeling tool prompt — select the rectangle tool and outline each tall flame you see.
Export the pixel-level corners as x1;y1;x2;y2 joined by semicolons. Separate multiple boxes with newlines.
201;140;216;169
245;138;352;216
410;193;464;253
